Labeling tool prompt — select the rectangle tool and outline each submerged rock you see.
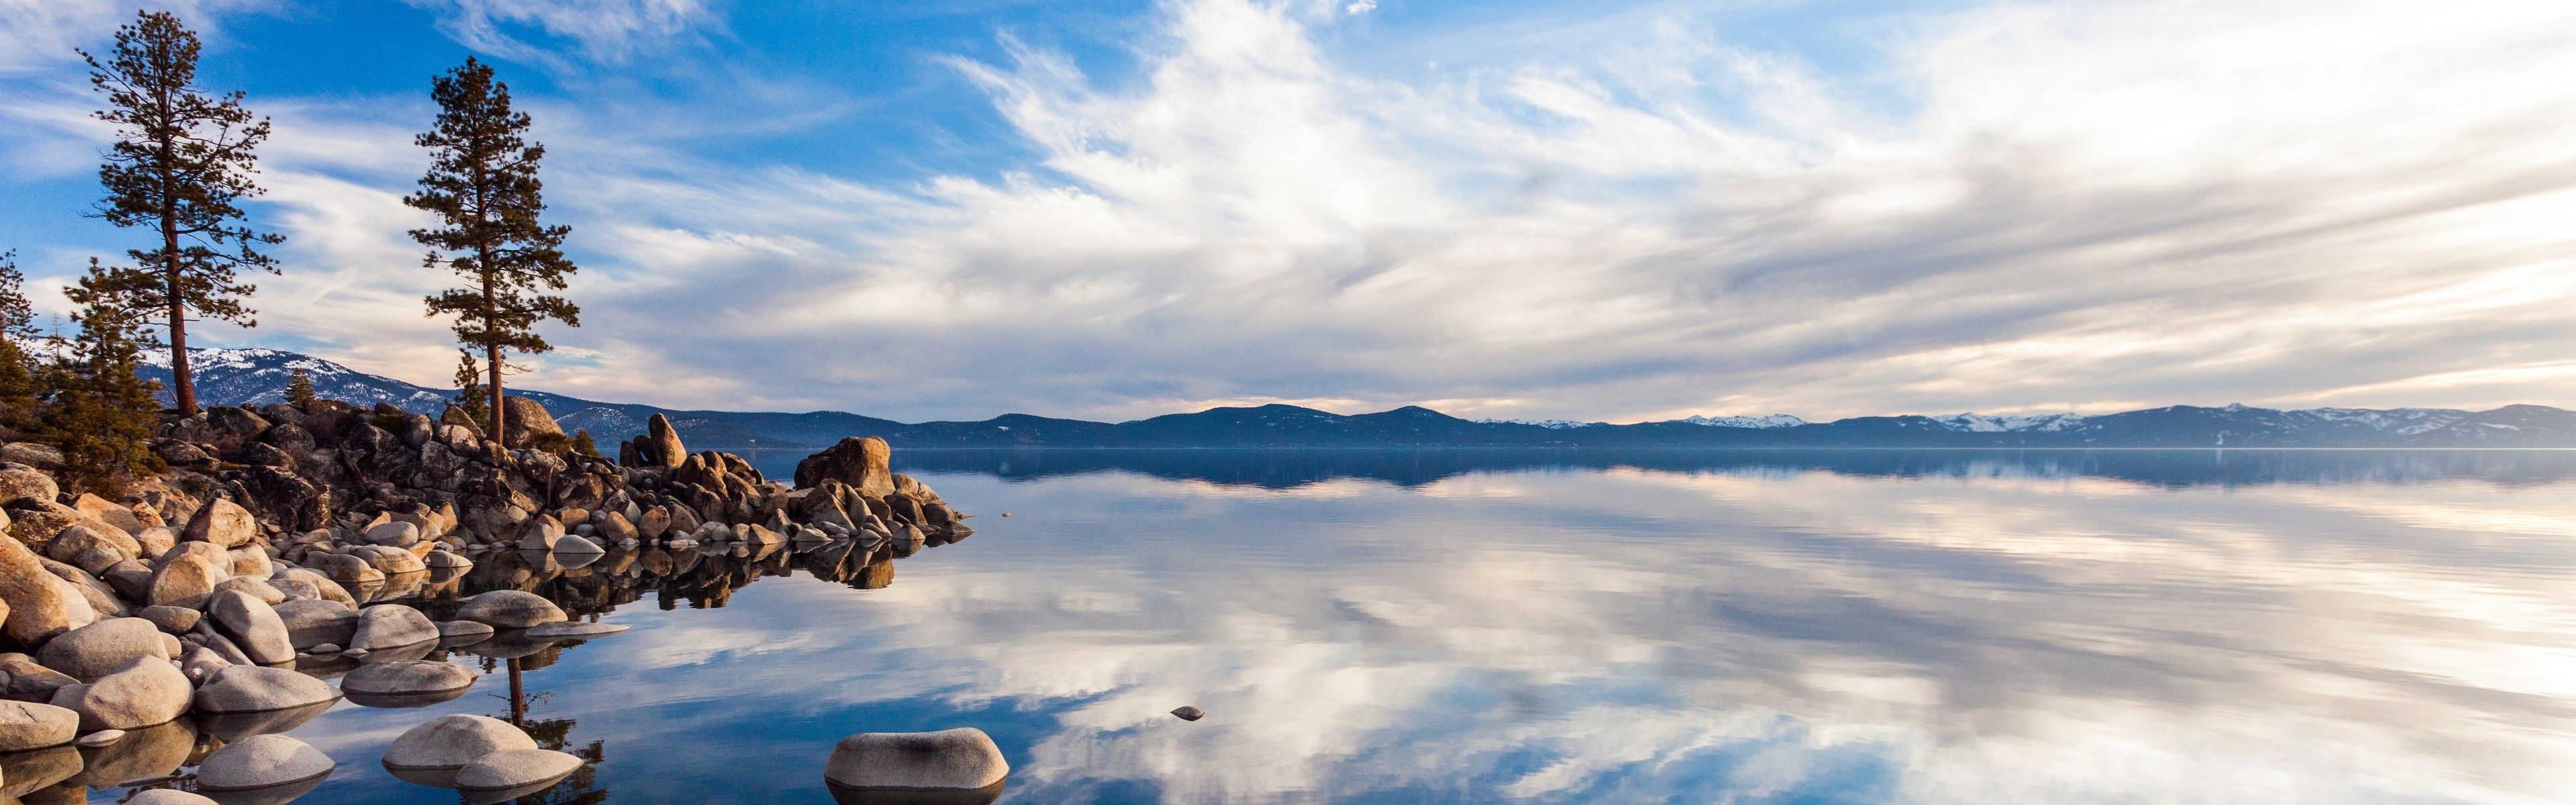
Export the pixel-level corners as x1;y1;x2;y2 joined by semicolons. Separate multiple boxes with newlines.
453;590;565;629
823;728;1010;792
455;747;584;799
195;733;335;792
382;714;537;773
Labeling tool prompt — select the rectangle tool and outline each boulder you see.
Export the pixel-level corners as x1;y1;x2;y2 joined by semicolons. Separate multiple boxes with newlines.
352;543;427;576
643;413;686;467
455;747;583;796
348;604;439;651
341;659;476;697
131;525;176;559
177;644;231;685
39;557;127;618
364;521;421;548
437;620;495;639
181;498;258;548
136;605;200;634
823;728;1010;792
0;443;63;470
227;545;273;578
795;435;897;496
424;549;472;570
213;576;286;605
524;621;627;640
0;653;76;701
553;534;604;557
45;523;138;568
207;591;297;665
0;463;58;506
194;733;335;792
193;665;336;714
382;713;537;770
499;396;564;447
0;700;76;751
517;515;565;551
453;590;566;629
146;552;223;608
0;535;95;643
34;618;170;682
274;599;358;650
54;655;189;731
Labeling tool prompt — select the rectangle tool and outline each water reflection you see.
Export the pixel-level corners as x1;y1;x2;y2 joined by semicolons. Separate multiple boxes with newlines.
62;450;2576;804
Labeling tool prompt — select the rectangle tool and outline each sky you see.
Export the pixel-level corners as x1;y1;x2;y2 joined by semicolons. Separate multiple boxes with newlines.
1;0;2573;424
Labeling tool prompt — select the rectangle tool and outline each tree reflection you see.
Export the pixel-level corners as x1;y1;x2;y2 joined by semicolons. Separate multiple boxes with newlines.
480;654;608;805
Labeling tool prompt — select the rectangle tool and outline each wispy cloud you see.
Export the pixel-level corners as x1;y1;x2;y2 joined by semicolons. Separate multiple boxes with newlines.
404;0;715;64
10;0;2576;422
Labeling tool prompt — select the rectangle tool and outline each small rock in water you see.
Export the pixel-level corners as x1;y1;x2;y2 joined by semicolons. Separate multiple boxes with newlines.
824;728;1009;792
124;790;217;805
195;733;337;792
456;748;585;798
1171;706;1205;721
524;621;629;640
1000;513;1010;517
76;729;123;747
309;643;340;654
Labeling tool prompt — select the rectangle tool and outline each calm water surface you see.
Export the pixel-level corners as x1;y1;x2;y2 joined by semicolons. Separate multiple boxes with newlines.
85;449;2576;804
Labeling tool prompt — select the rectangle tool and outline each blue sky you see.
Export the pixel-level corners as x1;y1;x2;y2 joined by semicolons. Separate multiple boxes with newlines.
3;0;2574;423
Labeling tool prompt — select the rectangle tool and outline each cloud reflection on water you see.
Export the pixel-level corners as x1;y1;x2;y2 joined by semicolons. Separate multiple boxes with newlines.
271;451;2576;804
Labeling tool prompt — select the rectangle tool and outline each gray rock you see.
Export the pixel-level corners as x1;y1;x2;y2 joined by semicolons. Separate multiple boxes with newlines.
195;733;335;792
55;655;190;731
208;590;297;665
136;604;201;634
146;552;224;608
523;621;629;640
437;620;496;639
0;700;77;751
552;535;605;557
349;604;439;651
455;747;583;795
382;713;537;770
181;498;258;549
35;617;172;682
274;598;358;650
453;590;566;629
424;549;472;569
127;790;220;804
352;543;427;576
823;728;1010;791
1171;706;1205;721
343;659;476;694
193;625;258;667
194;665;336;714
517;516;565;551
0;533;97;643
76;727;123;747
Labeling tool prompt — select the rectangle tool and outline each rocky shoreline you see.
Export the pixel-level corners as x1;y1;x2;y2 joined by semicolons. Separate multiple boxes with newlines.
0;395;974;803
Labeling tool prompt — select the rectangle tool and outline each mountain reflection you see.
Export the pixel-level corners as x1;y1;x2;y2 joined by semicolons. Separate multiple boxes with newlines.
855;447;2576;490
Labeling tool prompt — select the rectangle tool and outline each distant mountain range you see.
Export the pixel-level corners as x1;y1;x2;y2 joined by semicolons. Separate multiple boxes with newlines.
129;347;2576;449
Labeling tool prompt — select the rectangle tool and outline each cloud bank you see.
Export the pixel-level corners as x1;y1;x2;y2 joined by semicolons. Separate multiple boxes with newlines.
6;0;2576;422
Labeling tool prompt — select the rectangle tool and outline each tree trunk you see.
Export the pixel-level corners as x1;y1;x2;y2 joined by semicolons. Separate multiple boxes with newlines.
156;65;195;417
484;254;503;451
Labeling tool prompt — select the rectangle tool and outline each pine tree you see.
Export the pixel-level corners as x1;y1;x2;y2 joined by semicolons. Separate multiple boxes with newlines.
284;368;315;409
82;11;282;418
0;251;39;433
407;57;578;450
39;268;168;494
450;350;488;431
572;428;598;457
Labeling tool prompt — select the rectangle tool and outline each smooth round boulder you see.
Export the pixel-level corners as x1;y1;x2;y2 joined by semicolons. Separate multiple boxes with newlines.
136;604;201;634
146;552;223;608
212;576;286;605
128;790;220;804
349;604;439;651
0;534;97;643
194;665;337;714
452;590;566;629
437;620;495;639
35;617;170;682
823;728;1010;792
181;498;258;549
55;655;189;731
342;659;476;702
523;621;627;640
0;700;78;751
208;590;296;665
455;748;583;798
195;733;335;792
364;521;421;548
382;714;537;770
274;598;357;650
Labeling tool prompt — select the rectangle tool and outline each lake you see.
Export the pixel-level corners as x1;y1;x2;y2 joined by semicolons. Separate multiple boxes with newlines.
68;449;2576;804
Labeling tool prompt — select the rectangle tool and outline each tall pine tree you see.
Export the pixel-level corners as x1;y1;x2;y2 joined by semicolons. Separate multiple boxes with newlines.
0;250;40;433
83;10;281;417
407;57;578;450
43;266;168;494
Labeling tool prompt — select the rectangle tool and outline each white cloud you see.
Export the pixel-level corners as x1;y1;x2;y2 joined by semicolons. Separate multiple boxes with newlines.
405;0;714;63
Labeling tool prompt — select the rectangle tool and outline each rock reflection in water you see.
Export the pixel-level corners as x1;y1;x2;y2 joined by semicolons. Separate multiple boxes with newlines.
400;529;957;617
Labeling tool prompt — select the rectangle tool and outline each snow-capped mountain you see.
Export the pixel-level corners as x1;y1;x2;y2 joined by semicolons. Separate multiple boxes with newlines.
133;347;455;412
1477;419;1608;429
1928;413;2087;432
1677;414;1809;429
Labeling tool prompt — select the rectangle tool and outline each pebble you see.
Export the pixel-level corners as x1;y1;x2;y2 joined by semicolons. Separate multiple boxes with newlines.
76;729;123;747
